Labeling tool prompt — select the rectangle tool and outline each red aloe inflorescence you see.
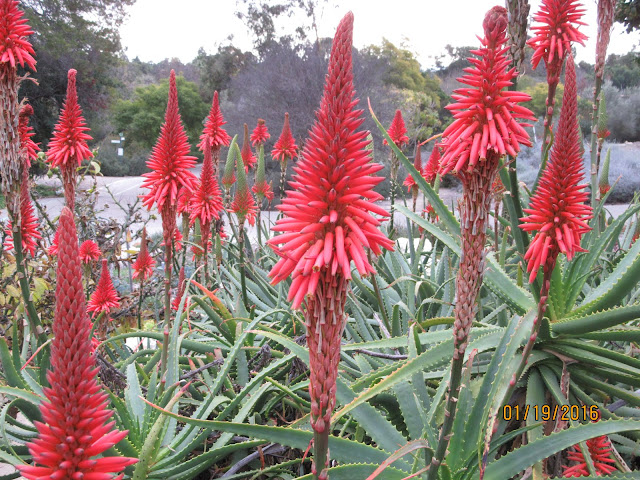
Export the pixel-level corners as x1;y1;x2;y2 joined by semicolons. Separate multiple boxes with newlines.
79;239;102;264
0;0;36;70
231;143;257;228
3;168;41;257
529;0;587;155
132;227;155;282
18;103;40;167
251;118;270;146
428;8;535;479
271;112;298;162
47;69;93;210
199;90;231;173
384;109;409;148
521;53;592;283
189;144;223;258
564;413;616;477
596;0;617;81
17;207;137;479
272;112;298;198
423;145;441;186
240;123;257;171
267;12;393;479
87;258;120;318
0;0;36;220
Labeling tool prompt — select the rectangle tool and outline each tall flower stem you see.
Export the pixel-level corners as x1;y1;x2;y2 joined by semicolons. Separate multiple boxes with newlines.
160;241;172;383
427;158;498;480
11;224;47;345
137;277;145;330
238;221;248;311
589;82;604;208
279;159;288;200
389;152;398;234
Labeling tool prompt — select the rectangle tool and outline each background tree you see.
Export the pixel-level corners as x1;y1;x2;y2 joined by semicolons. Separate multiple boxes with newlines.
113;75;208;151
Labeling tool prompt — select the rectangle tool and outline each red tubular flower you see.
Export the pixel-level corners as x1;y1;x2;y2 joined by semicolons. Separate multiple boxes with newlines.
47;69;93;209
240;123;257;171
528;0;587;83
79;239;101;264
424;203;438;222
198;90;231;152
172;266;186;311
230;143;257;226
520;53;592;283
132;227;155;281
141;70;198;213
439;11;535;176
0;0;36;70
17;207;137;479
18;103;39;167
4;170;41;257
403;143;422;192
423;145;441;185
87;258;120;318
251;118;270;146
189;145;223;247
383;109;409;148
271;113;298;162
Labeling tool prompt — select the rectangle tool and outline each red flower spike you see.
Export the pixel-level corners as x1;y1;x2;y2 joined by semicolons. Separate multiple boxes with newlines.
241;123;257;171
18;103;39;167
252;180;274;203
132;227;155;281
424;203;439;222
520;53;592;283
172;266;186;311
528;0;588;83
251;118;270;146
87;258;120;317
383;109;409;148
268;14;393;476
47;69;93;209
230;143;257;226
141;70;198;212
439;7;535;176
4;170;41;257
17;207;137;479
272;112;298;162
198;90;231;152
423;146;441;185
403;143;422;192
563;412;616;477
268;11;393;309
189;145;223;247
79;239;102;264
0;0;36;70
48;229;60;256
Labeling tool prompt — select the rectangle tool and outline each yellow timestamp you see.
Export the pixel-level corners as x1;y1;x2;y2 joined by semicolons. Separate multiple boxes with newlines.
501;404;599;422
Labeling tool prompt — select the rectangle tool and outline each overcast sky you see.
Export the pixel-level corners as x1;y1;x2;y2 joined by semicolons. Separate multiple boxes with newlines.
120;0;639;69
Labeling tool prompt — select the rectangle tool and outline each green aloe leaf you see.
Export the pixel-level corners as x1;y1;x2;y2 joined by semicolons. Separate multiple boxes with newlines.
552;304;640;336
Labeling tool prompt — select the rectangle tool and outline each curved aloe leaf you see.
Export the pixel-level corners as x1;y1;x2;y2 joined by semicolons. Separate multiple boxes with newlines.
574;237;640;315
485;253;535;314
552;304;640;336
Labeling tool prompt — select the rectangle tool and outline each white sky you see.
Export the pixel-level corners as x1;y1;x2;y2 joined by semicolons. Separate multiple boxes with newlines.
120;0;640;69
